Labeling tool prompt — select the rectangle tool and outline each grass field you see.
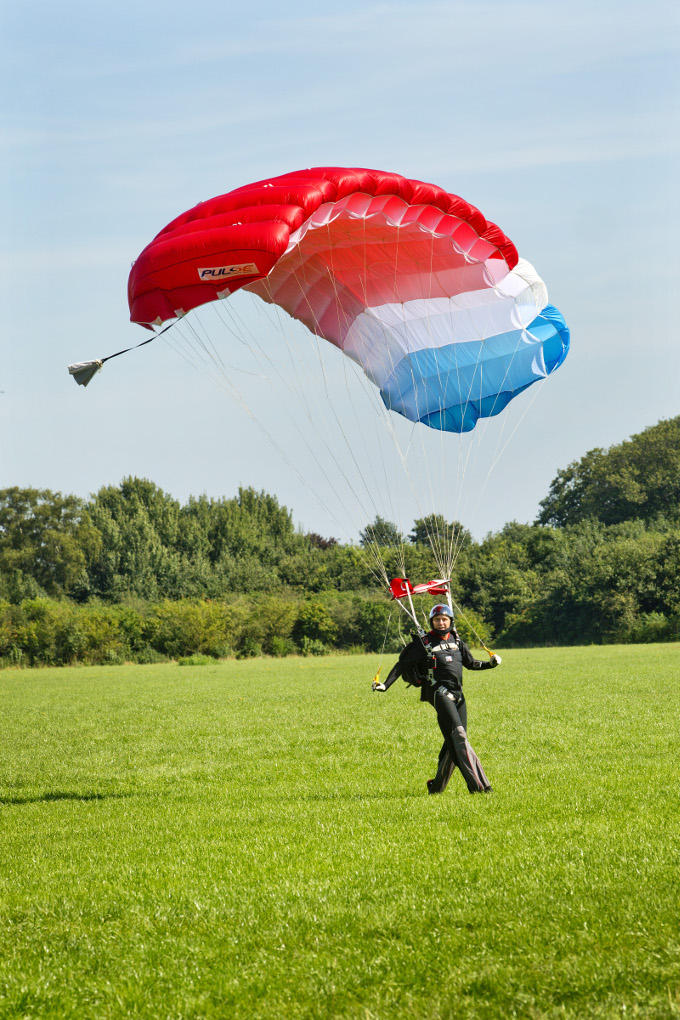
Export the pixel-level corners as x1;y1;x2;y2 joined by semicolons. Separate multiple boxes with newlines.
1;645;679;1019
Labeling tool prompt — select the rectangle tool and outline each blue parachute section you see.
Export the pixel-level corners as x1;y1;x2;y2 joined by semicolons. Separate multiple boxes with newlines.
379;304;569;433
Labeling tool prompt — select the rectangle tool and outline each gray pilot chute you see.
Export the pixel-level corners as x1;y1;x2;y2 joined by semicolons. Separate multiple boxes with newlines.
68;360;103;387
67;320;175;388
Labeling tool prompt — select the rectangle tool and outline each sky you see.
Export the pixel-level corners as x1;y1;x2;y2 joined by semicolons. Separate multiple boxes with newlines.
2;0;679;543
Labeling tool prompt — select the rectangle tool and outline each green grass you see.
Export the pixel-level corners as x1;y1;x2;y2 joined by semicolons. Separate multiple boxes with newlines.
1;646;679;1018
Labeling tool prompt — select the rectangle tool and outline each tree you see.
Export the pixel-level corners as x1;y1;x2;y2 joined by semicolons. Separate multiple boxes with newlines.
0;487;101;599
459;528;537;637
87;479;183;600
409;514;472;554
359;516;403;547
307;533;338;550
86;480;303;599
537;416;680;528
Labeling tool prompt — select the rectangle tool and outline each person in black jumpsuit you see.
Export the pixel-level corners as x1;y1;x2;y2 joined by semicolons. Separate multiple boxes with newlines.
374;604;501;794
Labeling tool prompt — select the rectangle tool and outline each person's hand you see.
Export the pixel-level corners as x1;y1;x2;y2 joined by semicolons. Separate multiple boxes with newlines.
490;653;502;666
372;682;387;692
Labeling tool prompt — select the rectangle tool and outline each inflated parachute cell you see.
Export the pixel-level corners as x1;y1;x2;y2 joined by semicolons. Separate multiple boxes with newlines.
128;167;569;432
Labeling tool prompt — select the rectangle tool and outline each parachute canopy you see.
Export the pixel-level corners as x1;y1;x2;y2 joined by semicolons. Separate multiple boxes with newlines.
128;167;569;432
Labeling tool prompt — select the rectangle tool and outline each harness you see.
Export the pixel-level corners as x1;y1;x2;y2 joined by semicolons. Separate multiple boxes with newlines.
417;630;436;686
417;629;461;689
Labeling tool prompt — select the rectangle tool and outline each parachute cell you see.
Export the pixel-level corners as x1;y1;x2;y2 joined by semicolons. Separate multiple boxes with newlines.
128;167;569;432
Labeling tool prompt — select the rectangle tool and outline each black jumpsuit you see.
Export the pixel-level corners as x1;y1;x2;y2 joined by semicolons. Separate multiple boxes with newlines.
385;630;496;793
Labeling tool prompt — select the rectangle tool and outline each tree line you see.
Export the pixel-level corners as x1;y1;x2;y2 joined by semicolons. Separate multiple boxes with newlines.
1;417;678;665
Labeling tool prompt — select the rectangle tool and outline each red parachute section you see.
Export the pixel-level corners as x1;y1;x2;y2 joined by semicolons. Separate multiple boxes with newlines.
127;167;518;329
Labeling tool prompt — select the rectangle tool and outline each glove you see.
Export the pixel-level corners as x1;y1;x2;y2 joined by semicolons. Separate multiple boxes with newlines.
372;682;387;692
490;654;502;666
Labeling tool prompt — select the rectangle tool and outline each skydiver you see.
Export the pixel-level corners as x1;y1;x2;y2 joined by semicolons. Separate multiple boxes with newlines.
373;605;500;794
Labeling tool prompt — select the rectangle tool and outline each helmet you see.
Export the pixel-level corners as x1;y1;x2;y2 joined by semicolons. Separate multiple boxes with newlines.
429;604;453;621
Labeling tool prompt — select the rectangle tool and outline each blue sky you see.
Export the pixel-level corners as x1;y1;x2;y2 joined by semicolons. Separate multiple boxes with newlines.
2;0;678;541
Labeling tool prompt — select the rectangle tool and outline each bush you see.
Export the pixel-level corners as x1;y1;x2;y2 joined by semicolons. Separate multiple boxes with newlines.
627;612;674;643
298;637;327;656
178;653;216;666
150;600;233;658
76;605;128;664
134;645;168;665
292;601;338;647
267;635;296;657
355;600;392;650
237;636;262;659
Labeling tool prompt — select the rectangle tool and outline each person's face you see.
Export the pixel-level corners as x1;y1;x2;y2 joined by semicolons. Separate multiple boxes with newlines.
432;614;452;632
